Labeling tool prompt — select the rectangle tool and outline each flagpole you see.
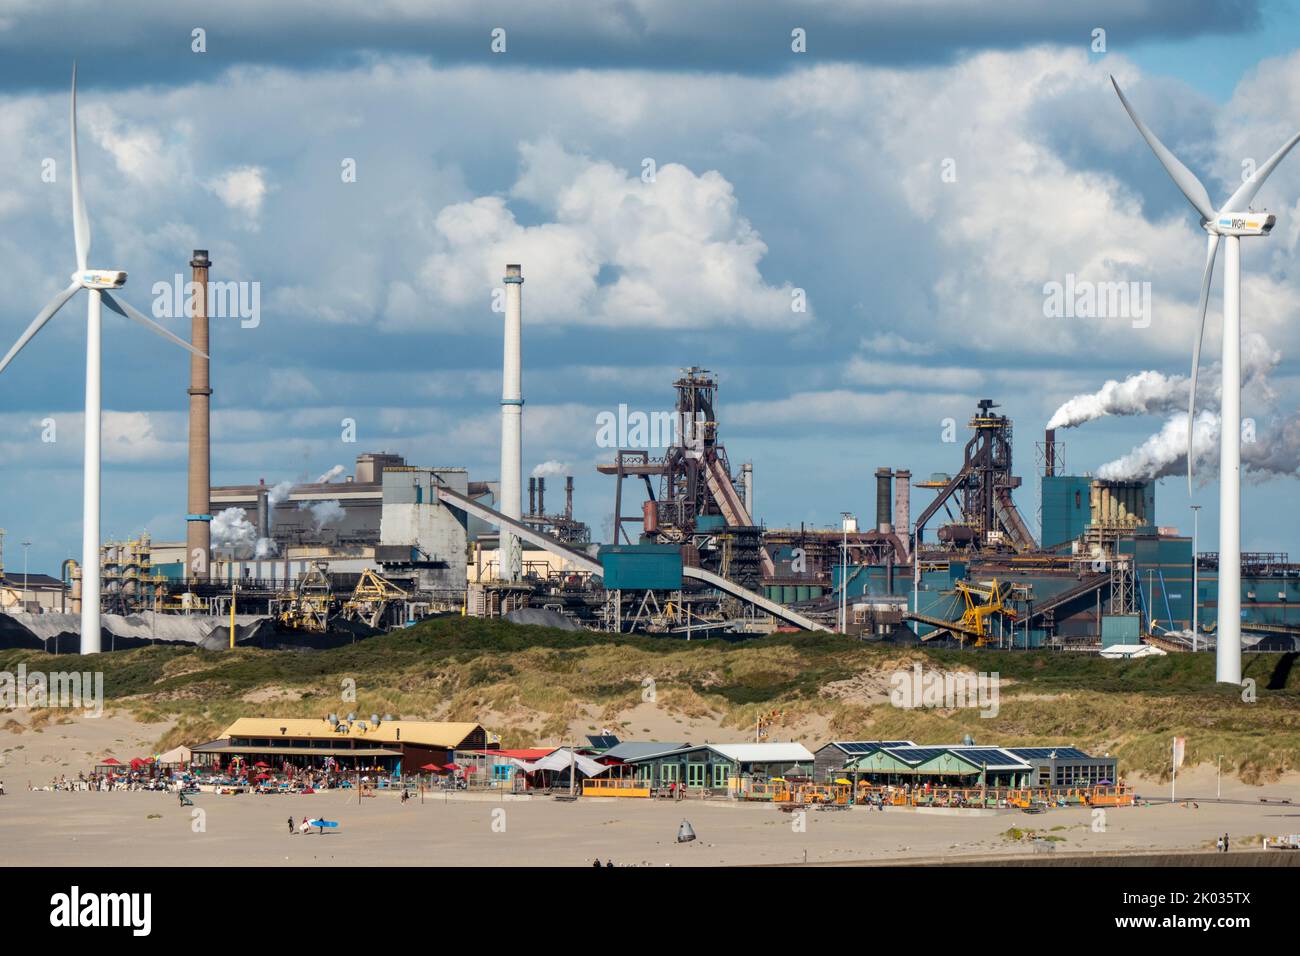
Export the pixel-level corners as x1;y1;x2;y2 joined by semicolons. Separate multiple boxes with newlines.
1171;738;1176;803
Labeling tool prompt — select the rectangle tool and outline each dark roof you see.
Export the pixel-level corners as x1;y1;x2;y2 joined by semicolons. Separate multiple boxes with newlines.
821;740;915;755
600;741;689;761
586;734;621;750
1005;747;1096;761
2;573;66;589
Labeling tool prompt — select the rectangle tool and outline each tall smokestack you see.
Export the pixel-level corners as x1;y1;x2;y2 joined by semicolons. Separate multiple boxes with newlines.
537;476;546;516
742;462;754;519
565;476;574;520
500;264;523;581
1044;428;1057;477
894;469;911;558
256;479;269;539
528;477;536;517
186;250;212;581
875;468;893;534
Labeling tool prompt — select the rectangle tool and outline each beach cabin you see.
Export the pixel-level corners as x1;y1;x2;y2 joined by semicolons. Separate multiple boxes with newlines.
623;742;815;792
191;717;489;776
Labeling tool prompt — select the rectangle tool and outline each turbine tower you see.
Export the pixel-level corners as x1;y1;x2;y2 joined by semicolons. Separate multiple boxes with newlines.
0;65;206;654
500;263;523;581
1111;75;1300;684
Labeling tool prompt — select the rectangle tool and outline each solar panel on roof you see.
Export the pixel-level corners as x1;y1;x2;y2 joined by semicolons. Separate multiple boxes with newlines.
586;735;621;749
952;748;1027;767
884;747;950;764
1005;747;1092;760
837;741;910;754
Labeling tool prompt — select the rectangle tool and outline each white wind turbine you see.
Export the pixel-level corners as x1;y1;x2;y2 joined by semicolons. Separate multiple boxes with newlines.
1111;75;1300;684
0;65;206;654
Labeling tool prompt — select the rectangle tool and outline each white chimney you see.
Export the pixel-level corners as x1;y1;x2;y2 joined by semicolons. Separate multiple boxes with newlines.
500;264;524;581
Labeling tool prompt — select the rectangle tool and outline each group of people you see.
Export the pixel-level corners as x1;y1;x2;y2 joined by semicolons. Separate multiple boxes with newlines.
37;771;165;792
1215;832;1231;853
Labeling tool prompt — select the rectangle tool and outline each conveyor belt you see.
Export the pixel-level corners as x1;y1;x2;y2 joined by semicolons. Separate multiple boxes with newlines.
682;565;829;631
434;485;601;574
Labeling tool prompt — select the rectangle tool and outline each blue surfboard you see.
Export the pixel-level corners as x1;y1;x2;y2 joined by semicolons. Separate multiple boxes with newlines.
309;819;339;828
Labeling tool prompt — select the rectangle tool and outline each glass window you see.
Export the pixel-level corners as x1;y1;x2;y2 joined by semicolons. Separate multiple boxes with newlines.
713;764;729;787
661;764;679;783
687;763;705;788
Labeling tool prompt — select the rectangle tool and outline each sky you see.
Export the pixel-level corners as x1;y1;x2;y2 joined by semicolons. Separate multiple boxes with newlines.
0;0;1299;574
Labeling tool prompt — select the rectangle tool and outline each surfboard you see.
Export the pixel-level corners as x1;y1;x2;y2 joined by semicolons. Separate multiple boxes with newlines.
309;819;339;828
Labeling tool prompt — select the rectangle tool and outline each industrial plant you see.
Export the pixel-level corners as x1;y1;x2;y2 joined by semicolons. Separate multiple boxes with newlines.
1;245;1297;658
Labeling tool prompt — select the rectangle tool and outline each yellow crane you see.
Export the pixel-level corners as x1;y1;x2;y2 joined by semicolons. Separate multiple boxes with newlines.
341;568;409;629
952;578;1019;646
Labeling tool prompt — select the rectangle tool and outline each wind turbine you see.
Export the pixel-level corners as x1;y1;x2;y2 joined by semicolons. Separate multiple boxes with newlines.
0;65;206;654
1111;75;1300;684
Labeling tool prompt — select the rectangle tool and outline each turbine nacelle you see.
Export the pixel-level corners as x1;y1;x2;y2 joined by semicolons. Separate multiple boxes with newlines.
76;269;126;289
1205;212;1276;237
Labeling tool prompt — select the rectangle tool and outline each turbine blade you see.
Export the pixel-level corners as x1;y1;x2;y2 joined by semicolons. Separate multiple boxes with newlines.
0;281;81;375
1222;129;1300;212
101;291;208;359
1187;233;1220;493
1110;75;1216;222
71;62;91;272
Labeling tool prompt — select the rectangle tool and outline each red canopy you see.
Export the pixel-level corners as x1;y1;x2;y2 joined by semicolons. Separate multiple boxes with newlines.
442;763;460;771
419;763;442;772
129;757;150;768
253;761;270;768
101;757;122;765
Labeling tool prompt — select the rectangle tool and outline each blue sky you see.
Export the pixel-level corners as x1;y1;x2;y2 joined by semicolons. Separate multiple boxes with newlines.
0;1;1298;574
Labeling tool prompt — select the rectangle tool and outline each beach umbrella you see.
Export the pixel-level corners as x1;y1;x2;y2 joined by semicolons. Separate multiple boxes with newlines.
253;761;270;768
419;763;442;772
442;763;460;772
835;778;851;785
101;757;121;765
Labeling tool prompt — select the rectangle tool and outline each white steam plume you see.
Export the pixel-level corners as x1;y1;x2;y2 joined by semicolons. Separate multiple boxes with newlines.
1097;411;1300;482
267;479;294;505
299;499;345;531
1047;334;1280;430
212;507;258;557
531;459;571;479
315;464;346;484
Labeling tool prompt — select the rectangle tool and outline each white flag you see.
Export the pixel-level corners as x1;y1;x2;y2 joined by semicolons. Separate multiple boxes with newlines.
1173;736;1186;769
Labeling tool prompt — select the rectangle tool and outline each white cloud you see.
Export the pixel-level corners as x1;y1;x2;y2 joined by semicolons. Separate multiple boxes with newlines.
420;141;804;329
209;165;270;223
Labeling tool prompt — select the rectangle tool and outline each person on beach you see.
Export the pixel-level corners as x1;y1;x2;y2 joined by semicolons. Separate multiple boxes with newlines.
1216;835;1224;853
1223;832;1230;853
288;816;295;835
299;816;312;835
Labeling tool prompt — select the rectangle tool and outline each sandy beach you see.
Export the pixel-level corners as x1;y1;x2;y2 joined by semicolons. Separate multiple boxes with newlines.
4;711;1299;867
4;783;1300;867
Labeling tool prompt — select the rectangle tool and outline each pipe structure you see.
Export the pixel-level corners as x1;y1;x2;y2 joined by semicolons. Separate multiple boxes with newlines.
1044;428;1057;477
499;264;524;581
186;250;213;582
565;476;574;519
894;469;911;559
742;462;754;519
256;479;269;539
528;477;537;516
874;468;893;534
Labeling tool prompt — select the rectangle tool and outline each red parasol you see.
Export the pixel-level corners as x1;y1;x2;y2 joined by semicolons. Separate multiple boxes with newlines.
101;757;122;765
419;763;442;772
253;761;270;768
442;763;460;772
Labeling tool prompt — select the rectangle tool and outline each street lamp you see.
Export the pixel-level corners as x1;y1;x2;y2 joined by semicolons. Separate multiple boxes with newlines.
839;512;853;634
1190;505;1201;653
